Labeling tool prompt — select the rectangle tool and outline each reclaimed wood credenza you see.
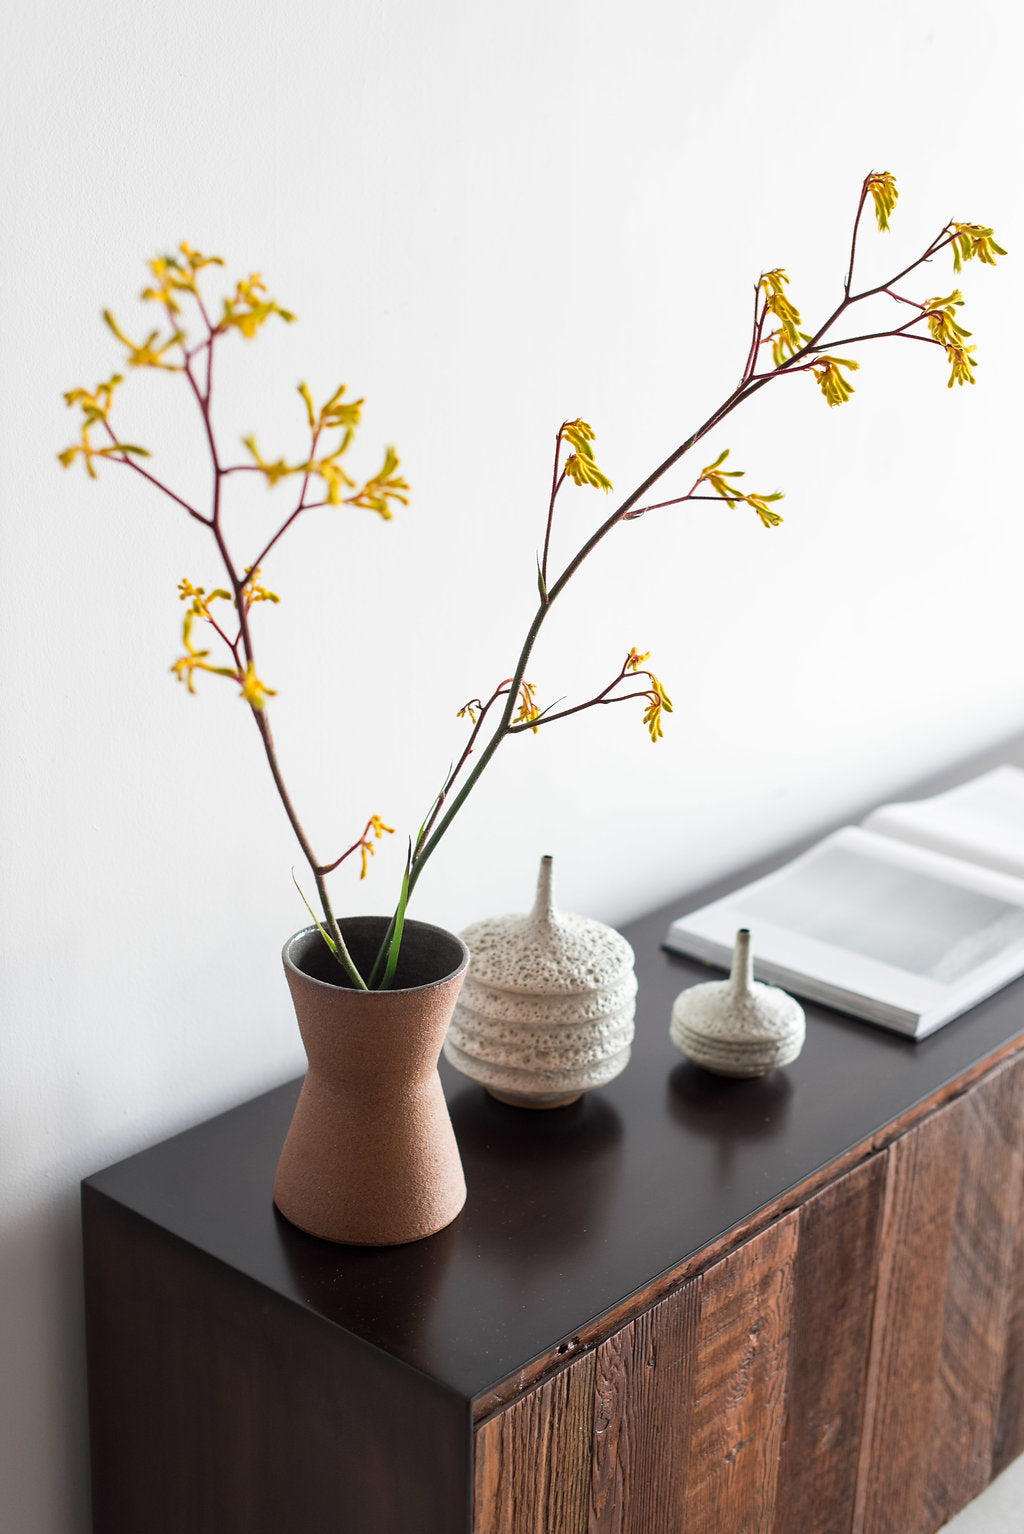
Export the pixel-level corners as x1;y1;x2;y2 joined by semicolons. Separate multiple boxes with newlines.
83;738;1024;1533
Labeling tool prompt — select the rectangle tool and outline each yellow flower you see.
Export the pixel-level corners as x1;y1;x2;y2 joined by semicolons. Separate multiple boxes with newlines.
699;448;744;500
241;434;296;487
514;680;541;732
177;577;232;622
103;310;183;370
745;493;784;529
346;446;410;520
238;661;277;710
697;449;784;527
866;172;899;232
299;380;364;441
359;814;395;878
170;610;236;694
142;244;225;314
221;274;295;338
565;453;613;491
316;454;357;506
923;291;971;349
562;419;613;493
58;375;150;477
623;650;672;741
759;270;805;362
457;699;480;724
945;343;977;388
63;375;122;422
243;567;280;606
642;673;673;743
949;223;1007;273
811;355;859;407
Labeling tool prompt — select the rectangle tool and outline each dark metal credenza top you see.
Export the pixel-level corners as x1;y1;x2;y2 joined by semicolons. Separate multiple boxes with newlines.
83;732;1024;1408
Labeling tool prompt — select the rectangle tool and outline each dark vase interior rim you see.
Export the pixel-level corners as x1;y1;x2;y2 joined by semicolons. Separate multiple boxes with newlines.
283;919;470;994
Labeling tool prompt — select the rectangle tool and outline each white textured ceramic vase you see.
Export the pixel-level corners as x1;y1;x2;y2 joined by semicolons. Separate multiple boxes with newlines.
443;855;637;1108
670;927;805;1078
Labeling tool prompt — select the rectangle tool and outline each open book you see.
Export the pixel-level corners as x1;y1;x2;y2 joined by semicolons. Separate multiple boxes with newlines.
664;766;1024;1038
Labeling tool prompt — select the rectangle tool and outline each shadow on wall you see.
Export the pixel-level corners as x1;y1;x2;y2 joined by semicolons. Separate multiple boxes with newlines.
0;1193;92;1533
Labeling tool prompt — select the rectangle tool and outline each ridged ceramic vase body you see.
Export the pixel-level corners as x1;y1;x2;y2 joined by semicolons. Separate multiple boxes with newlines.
670;927;805;1078
274;918;469;1246
444;856;637;1108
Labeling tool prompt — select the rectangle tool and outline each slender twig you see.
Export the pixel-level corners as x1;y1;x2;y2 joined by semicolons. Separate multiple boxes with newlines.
852;232;954;304
106;449;210;526
317;819;378;876
809;327;939;352
203;607;242;662
845;183;870;297
416;683;509;852
540;430;566;594
741;286;768;386
626;491;754;519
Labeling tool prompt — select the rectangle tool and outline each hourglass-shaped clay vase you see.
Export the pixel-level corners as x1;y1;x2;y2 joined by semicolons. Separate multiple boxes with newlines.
669;927;805;1078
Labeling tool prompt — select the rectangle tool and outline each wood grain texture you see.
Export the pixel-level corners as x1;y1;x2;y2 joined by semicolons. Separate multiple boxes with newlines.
588;1277;700;1533
994;1059;1024;1474
683;1213;798;1534
852;1055;1024;1534
854;1098;966;1534
474;1350;597;1534
773;1154;887;1534
922;1056;1024;1527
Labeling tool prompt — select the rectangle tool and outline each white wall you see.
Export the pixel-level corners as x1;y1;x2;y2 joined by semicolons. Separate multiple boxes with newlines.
1;1;1021;1527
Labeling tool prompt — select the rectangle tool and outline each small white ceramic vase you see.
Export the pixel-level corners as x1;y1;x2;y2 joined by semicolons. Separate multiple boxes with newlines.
670;928;805;1078
443;855;637;1108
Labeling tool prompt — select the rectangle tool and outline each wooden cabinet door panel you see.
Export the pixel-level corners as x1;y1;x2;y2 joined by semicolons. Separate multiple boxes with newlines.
855;1054;1024;1534
588;1277;700;1533
683;1213;797;1533
474;1215;805;1533
774;1154;887;1534
474;1353;597;1534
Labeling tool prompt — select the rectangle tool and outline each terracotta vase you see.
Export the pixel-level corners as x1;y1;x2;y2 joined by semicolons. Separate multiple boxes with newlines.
273;917;470;1246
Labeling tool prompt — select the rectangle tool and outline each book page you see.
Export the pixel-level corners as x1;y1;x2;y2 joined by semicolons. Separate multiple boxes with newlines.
863;765;1024;878
666;825;1024;1035
741;841;1024;985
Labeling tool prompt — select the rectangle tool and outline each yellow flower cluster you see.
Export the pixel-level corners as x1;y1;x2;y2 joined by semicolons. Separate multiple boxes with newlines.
359;815;396;879
141;244;225;314
238;661;278;711
697;449;784;528
222;274;296;339
759;270;808;367
562;419;613;493
923;291;978;388
514;680;542;732
245;384;408;518
950;223;1007;274
811;355;860;408
626;648;673;743
58;375;151;478
171;577;280;708
866;172;899;232
103;310;183;371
